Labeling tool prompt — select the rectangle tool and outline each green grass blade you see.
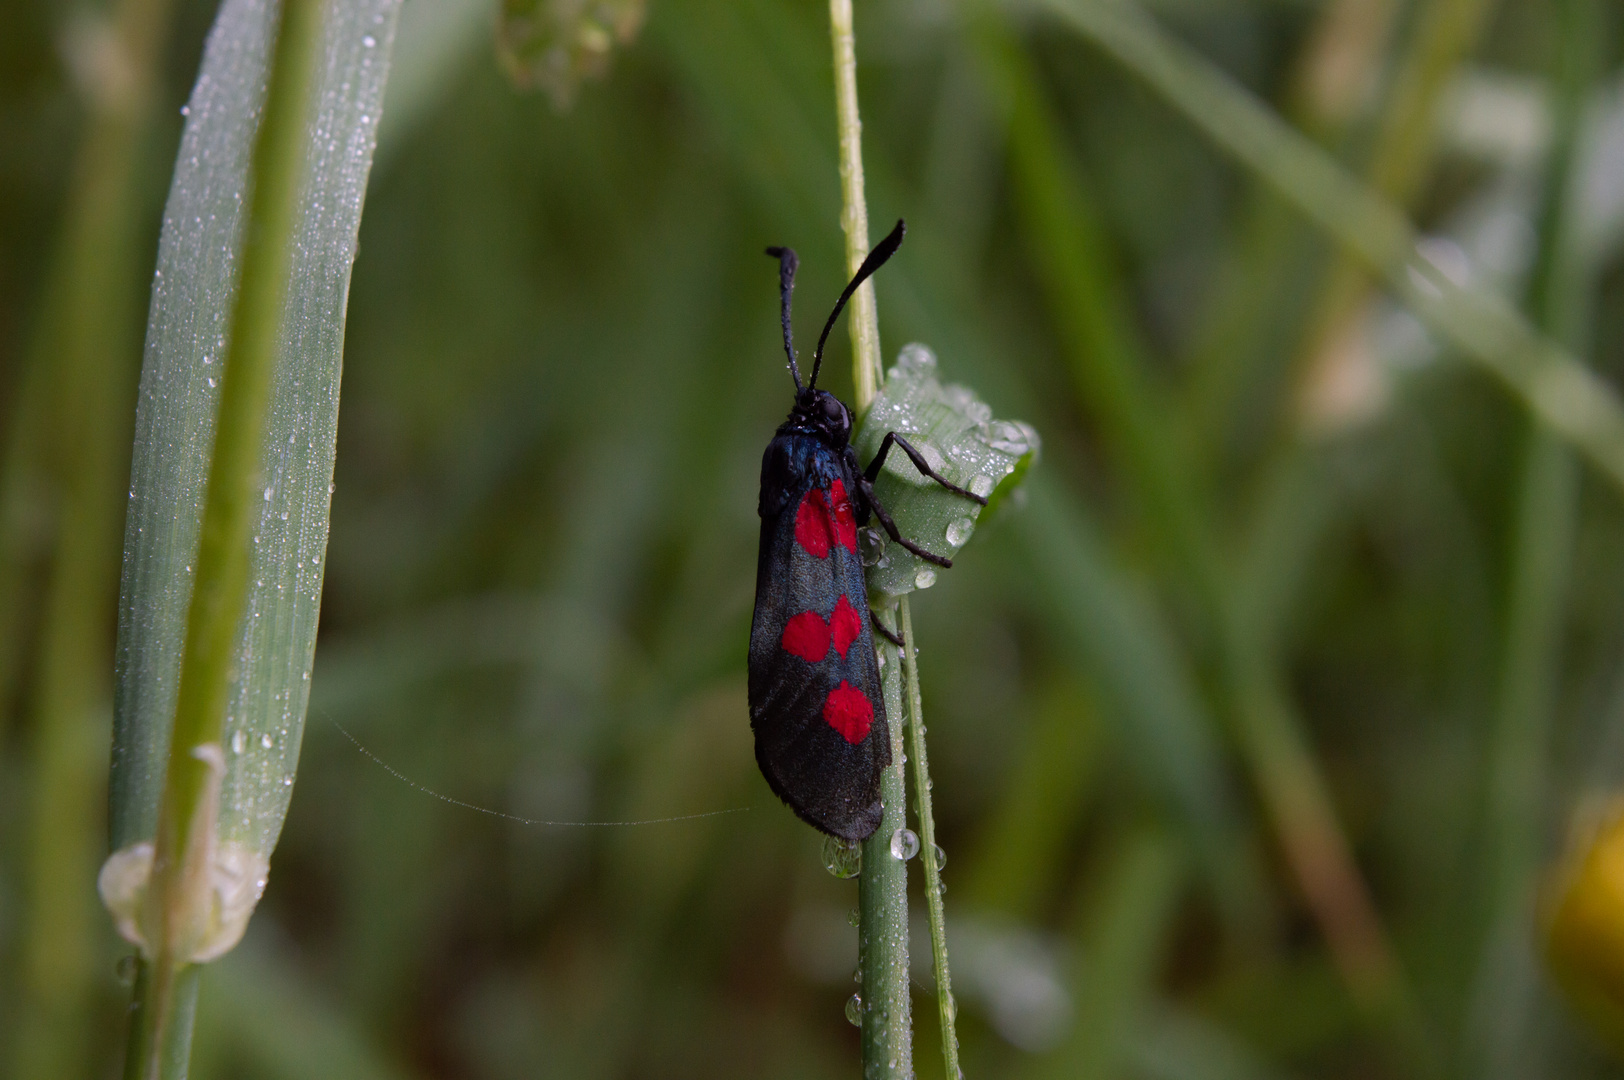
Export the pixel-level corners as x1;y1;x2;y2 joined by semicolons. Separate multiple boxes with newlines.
103;0;400;1072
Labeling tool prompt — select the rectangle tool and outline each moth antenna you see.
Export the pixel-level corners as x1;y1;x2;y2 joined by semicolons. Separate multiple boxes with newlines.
765;246;803;392
809;219;905;391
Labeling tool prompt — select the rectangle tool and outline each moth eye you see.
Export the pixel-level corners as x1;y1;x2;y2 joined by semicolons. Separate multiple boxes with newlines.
823;398;844;423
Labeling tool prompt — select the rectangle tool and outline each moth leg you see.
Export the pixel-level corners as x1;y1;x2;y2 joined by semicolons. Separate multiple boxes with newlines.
864;432;989;505
870;612;904;647
857;473;953;568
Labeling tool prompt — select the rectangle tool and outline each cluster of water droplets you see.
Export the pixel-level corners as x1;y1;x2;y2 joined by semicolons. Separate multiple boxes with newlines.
856;343;1039;598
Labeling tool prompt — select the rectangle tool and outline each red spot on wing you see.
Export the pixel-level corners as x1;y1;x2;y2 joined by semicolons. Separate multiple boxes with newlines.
823;681;875;744
795;488;833;558
830;594;861;659
781;611;831;662
827;479;857;553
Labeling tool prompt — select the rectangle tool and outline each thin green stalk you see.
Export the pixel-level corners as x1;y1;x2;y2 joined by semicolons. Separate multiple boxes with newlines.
900;601;959;1078
830;1;928;1074
128;0;325;1074
861;612;914;1079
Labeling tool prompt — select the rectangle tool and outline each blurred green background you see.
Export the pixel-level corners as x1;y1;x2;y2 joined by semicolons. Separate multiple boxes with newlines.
7;0;1624;1076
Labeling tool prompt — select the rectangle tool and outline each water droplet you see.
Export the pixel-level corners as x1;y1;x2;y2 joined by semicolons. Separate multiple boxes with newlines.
823;835;862;878
260;733;273;749
362;34;376;46
979;420;1033;456
914;567;937;590
890;828;920;861
202;353;212;365
875;647;886;670
858;527;886;566
845;993;863;1026
179;104;189;116
932;843;946;869
207;377;216;388
895;342;937;376
970;474;994;498
847;907;861;928
965;400;992;424
945;517;973;546
116;954;139;984
264;487;273;501
231;731;246;754
944;992;957;1022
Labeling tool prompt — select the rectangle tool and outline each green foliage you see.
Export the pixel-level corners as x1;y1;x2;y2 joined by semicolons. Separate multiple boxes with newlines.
5;0;1624;1077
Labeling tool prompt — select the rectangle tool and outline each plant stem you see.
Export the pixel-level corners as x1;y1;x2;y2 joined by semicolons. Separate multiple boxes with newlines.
829;1;918;1075
861;611;914;1079
127;0;325;1074
900;601;959;1077
830;0;881;410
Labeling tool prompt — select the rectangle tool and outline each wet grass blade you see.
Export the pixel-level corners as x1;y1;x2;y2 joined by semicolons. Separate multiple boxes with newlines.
104;0;400;1072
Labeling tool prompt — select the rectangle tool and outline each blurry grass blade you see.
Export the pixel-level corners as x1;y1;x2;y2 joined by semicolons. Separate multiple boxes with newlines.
1133;1003;1294;1080
497;0;645;108
7;0;177;1073
853;343;1038;598
960;677;1099;921
1469;5;1599;1071
1034;825;1183;1080
1013;478;1258;916
1038;0;1624;497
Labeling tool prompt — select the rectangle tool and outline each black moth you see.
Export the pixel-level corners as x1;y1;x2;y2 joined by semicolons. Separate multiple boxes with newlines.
748;220;986;841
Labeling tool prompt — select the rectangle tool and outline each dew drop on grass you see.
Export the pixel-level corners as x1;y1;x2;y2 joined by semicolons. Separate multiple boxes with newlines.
971;474;994;498
260;733;273;749
980;420;1031;455
945;517;973;546
915;567;937;590
847;907;861;927
846;994;863;1026
116;954;138;984
890;828;919;861
231;730;246;754
823;835;862;878
932;843;947;869
859;527;886;566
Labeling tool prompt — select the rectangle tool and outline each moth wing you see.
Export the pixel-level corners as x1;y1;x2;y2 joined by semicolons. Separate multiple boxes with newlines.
748;439;889;841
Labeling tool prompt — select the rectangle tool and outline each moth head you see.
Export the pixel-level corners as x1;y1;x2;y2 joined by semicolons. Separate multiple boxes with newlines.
798;388;852;444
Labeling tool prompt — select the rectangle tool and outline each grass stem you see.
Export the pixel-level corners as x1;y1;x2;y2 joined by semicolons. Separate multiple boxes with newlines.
901;600;959;1078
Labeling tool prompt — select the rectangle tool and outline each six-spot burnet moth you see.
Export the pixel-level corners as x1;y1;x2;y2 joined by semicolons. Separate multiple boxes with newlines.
747;220;987;841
